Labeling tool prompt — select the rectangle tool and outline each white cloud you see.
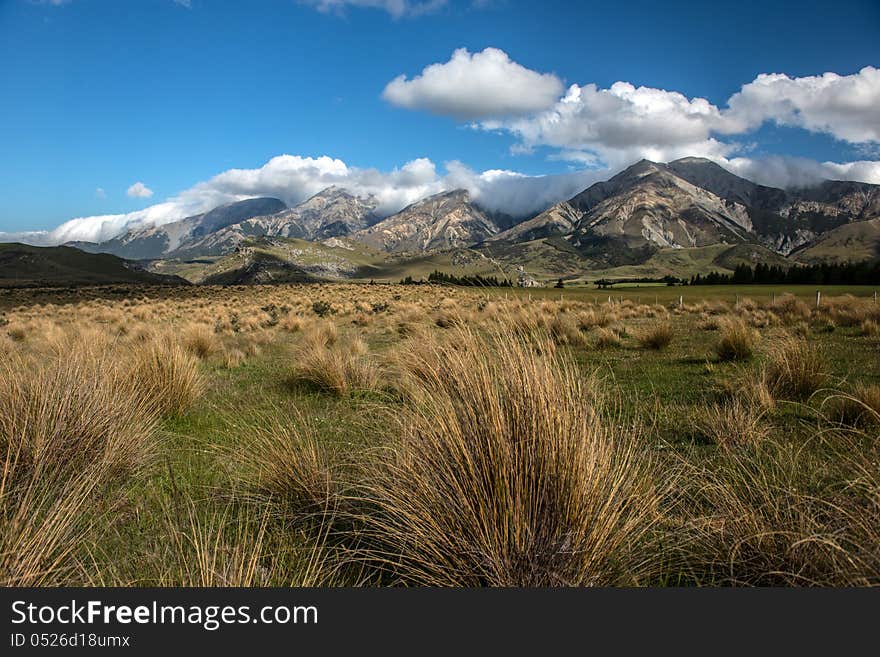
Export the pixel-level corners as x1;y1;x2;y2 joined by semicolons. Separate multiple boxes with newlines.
444;161;612;217
126;182;154;198
302;0;447;19
723;156;880;189
383;47;564;119
174;0;192;8
95;187;106;199
486;81;736;169
725;67;880;143
387;50;880;175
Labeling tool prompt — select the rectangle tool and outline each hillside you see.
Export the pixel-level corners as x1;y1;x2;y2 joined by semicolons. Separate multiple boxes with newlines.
0;243;188;287
352;189;500;253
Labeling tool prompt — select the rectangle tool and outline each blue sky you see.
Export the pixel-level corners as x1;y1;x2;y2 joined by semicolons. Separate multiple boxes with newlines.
1;0;878;241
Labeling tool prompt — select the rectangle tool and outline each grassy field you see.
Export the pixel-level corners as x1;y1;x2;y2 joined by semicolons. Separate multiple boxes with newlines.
2;282;879;586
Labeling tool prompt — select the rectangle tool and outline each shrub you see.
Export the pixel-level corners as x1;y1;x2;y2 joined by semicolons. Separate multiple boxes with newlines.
715;318;758;361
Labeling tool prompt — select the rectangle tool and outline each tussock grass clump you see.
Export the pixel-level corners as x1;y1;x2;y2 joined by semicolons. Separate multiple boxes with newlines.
549;313;586;347
683;440;837;585
0;343;159;481
356;329;662;586
637;322;673;350
576;309;611;330
760;337;829;401
0;339;160;586
593;326;622;349
182;324;218;360
823;385;880;429
767;294;812;324
690;398;768;449
128;339;203;416
231;417;336;517
7;324;28;342
715;318;758;361
824;296;880;328
279;314;304;333
860;319;880;337
156;503;278;587
291;327;380;397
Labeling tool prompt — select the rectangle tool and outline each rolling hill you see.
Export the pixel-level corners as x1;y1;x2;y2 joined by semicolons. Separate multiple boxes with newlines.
0;243;188;288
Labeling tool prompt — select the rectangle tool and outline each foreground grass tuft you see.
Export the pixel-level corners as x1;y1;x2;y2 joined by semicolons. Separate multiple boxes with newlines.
353;328;663;586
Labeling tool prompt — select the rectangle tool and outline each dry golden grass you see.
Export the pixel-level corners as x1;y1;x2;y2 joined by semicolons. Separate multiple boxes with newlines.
767;294;812;324
637;322;674;350
549;313;587;347
291;324;380;397
593;326;622;349
690;398;769;449
761;337;829;401
128;338;203;416
823;384;880;428
353;328;663;586
682;440;836;585
182;323;218;360
230;416;337;517
715;317;759;361
154;503;280;587
860;319;880;337
0;337;160;586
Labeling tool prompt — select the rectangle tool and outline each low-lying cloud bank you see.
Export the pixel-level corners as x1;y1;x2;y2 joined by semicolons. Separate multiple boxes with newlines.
0;155;610;246
4;152;880;247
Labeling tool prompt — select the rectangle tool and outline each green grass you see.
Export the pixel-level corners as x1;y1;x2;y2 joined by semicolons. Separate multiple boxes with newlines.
6;283;880;585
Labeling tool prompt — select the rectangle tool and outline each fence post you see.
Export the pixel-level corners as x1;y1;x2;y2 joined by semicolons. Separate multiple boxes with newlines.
816;290;821;308
874;291;877;304
678;294;683;308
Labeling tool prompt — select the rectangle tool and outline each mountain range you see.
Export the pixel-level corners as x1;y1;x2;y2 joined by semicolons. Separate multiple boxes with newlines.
16;156;880;285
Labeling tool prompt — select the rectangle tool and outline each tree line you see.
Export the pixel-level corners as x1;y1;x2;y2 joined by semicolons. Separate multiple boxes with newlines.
400;270;513;287
690;260;880;286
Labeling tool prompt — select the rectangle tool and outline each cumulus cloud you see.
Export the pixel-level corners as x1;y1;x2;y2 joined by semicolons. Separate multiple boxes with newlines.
388;50;880;176
486;81;737;168
383;47;564;119
302;0;447;19
126;182;154;198
726;66;880;143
